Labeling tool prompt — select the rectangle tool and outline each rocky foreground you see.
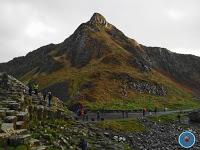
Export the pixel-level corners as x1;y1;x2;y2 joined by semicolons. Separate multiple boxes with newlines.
129;118;200;150
0;73;200;150
28;114;200;150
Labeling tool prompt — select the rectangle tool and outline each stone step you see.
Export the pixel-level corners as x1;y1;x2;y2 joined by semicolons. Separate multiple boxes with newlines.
38;100;47;106
0;101;18;108
4;116;17;123
16;121;26;129
8;134;31;145
32;101;40;105
0;107;9;111
0;109;6;119
1;100;17;105
29;138;40;147
14;129;29;135
0;132;9;138
8;102;21;111
31;145;48;150
17;111;28;121
0;128;29;138
32;95;42;101
1;123;14;133
6;110;17;116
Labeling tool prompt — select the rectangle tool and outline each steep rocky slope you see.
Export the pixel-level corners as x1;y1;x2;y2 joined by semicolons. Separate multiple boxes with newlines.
0;13;199;110
143;46;200;95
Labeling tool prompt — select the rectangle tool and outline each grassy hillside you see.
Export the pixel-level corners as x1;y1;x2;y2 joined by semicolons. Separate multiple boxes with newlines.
20;53;200;110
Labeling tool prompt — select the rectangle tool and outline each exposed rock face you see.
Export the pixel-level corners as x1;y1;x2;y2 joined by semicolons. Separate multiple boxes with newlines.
0;44;62;78
130;58;151;72
89;13;108;27
143;46;200;95
112;73;167;96
189;110;200;123
41;81;70;101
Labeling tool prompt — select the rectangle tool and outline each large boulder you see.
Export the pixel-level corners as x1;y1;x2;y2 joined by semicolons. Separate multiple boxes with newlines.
189;110;200;123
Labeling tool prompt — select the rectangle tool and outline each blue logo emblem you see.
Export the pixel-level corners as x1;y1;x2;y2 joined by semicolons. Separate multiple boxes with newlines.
179;131;195;149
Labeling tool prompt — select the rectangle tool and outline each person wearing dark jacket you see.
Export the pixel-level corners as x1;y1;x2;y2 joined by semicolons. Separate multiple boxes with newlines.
80;138;88;150
48;92;53;107
43;92;47;101
154;107;157;115
177;113;181;123
142;108;147;117
97;111;100;121
28;83;33;96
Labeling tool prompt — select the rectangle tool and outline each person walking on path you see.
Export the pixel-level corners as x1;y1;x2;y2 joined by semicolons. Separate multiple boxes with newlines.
84;110;88;121
81;109;85;121
97;111;100;121
164;107;168;112
142;109;145;117
154;107;157;115
48;92;53;107
80;138;88;150
177;113;181;123
28;83;33;96
142;108;147;117
43;91;47;101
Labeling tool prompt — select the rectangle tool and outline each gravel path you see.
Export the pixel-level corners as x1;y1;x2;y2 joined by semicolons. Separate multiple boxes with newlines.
75;109;194;122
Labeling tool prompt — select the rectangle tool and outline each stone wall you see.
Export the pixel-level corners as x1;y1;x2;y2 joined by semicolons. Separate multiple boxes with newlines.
111;73;167;96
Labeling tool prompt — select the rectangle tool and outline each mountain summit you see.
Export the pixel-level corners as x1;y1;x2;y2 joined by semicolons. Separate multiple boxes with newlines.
0;13;200;110
89;13;108;26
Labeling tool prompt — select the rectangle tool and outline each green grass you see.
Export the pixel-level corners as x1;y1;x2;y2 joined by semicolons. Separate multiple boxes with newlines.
82;93;200;111
147;113;187;123
30;119;77;140
97;119;145;133
123;144;132;150
0;145;28;150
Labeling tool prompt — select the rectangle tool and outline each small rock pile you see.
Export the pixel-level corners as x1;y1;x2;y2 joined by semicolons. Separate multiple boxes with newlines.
121;118;200;150
189;109;200;123
112;72;167;96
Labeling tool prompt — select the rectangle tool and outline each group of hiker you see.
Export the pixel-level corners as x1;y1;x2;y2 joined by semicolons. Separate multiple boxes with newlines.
76;106;171;122
28;82;53;107
76;104;89;121
120;107;158;118
75;104;104;122
42;91;53;107
142;107;168;117
142;107;182;122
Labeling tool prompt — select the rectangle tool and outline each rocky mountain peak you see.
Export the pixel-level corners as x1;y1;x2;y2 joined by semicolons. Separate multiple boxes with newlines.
89;13;108;26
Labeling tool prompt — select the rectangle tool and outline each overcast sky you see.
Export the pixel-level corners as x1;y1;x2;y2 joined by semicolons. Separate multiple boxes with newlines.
0;0;200;62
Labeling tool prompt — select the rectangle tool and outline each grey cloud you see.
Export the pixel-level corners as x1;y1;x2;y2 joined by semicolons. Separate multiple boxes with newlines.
0;0;200;62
